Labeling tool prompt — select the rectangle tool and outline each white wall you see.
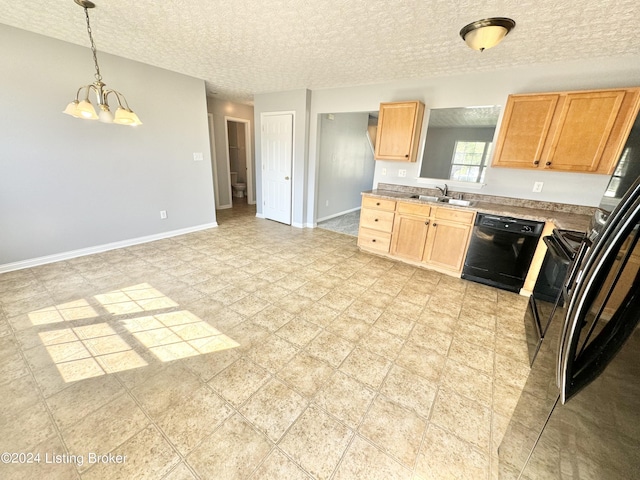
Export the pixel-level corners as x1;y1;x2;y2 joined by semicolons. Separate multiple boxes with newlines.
254;89;311;227
206;97;255;207
317;112;375;220
306;55;640;224
0;24;216;266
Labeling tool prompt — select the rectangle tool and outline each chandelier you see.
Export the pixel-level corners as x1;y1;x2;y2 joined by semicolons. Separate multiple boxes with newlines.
63;0;142;126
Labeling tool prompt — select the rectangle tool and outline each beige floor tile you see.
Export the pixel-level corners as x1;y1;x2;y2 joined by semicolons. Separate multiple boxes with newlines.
495;335;530;365
333;435;410;480
83;424;179;480
155;385;232;455
240;379;307;442
339;347;391;390
343;300;383;324
385;298;424;320
277;351;334;397
0;349;30;385
279;405;353;480
295;303;340;328
358;327;404;361
459;307;497;332
370;279;406;297
276;319;321;347
441;359;494;407
305;330;355;367
417;306;458;334
409;324;453;356
187;414;271;480
359;396;426;468
374;311;414;338
253;283;291;303
46;374;125;430
248;335;299;373
250;449;311;480
295;282;331;301
208;357;270;407
62;393;149;471
455;322;496;350
228;294;271;317
395;341;446;384
448;337;495;375
162;462;198;480
380;365;437;419
493;380;526;418
4;373;42;418
317;291;355;312
357;289;395;309
425;295;462;318
494;353;530;390
225;321;271;352
0;401;56;452
326;314;371;343
275;294;314;315
314;371;375;429
415;424;490;480
179;347;241;381
431;388;492;452
251;305;295;331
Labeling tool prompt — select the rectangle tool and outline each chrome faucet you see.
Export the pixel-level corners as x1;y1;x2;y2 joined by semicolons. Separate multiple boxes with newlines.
436;184;448;197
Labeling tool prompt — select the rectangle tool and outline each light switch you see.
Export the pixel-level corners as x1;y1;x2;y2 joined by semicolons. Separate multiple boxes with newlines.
398;169;407;178
193;152;204;162
533;181;544;193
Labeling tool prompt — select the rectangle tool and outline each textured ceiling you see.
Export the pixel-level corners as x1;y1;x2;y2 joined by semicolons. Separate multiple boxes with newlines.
1;1;639;104
427;106;501;127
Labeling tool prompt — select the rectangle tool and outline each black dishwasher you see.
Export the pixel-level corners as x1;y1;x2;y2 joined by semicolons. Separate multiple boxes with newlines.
462;213;544;292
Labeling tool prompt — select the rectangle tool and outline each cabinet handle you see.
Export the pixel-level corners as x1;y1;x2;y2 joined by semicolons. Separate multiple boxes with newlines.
545;161;552;166
433;223;437;227
376;202;381;206
374;218;379;222
424;220;430;225
372;239;376;243
533;160;540;165
405;154;409;158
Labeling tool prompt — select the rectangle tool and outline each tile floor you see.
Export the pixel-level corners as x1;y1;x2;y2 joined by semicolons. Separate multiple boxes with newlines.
0;203;531;480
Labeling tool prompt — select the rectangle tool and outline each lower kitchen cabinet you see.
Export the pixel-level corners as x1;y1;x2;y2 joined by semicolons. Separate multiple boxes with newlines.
359;196;475;276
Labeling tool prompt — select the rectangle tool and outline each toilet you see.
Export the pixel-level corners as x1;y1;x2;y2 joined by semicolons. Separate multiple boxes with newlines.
230;172;246;198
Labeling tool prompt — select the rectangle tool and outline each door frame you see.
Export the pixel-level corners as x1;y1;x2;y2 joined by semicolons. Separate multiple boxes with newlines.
207;113;225;209
224;116;254;205
260;111;295;225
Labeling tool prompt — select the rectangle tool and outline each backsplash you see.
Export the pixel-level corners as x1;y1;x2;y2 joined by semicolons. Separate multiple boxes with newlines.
377;183;597;216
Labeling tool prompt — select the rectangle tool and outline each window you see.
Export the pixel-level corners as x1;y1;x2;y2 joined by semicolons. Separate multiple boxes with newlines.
450;141;492;183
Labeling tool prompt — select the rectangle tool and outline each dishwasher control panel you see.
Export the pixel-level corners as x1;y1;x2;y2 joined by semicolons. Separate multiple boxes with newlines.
477;214;544;235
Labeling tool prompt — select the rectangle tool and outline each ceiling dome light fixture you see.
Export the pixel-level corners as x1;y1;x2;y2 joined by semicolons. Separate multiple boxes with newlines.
459;17;516;52
63;0;141;126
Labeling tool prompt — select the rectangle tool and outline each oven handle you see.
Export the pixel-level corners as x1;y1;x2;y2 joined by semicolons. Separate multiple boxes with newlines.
543;236;572;266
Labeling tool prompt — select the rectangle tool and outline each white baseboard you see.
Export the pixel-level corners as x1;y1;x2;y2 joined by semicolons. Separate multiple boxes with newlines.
217;204;233;210
317;206;361;223
255;212;265;219
0;222;218;274
306;222;316;228
291;222;305;228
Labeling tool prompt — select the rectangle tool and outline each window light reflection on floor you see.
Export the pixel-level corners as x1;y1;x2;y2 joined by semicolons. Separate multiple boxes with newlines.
29;283;239;383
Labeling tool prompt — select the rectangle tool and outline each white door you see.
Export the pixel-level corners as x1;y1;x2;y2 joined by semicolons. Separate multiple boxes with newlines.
261;113;293;224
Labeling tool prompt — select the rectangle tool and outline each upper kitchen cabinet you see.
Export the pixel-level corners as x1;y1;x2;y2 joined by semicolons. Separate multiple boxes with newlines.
374;101;425;162
492;88;640;174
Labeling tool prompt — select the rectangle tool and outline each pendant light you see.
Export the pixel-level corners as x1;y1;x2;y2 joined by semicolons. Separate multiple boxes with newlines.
63;0;142;126
460;17;516;52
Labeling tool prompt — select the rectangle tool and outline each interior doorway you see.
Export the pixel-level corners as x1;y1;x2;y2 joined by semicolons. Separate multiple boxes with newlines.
225;117;254;207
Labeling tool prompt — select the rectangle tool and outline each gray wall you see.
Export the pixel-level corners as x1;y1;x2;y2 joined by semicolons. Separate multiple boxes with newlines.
254;89;311;227
317;112;375;220
420;126;496;180
206;97;255;207
0;24;215;266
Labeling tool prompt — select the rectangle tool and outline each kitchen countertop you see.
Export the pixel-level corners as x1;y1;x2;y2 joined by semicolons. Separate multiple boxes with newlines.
363;189;593;232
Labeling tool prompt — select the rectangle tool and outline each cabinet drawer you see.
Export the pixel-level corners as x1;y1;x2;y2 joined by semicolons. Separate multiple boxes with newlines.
362;196;396;211
434;207;475;224
360;208;395;232
397;202;431;217
358;228;392;253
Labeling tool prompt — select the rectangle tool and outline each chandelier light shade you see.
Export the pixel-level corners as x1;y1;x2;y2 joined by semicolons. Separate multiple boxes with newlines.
63;0;141;126
459;17;516;52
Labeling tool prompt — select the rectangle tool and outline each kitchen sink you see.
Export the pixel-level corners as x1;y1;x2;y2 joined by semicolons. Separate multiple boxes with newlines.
418;195;440;202
441;198;476;207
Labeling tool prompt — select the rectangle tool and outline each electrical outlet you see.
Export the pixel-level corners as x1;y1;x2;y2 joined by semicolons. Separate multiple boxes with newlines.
160;210;167;219
381;168;387;176
398;169;407;178
533;181;544;193
193;152;204;162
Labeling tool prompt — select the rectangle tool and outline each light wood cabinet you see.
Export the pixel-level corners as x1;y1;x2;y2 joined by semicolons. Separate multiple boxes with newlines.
358;195;475;276
492;88;640;174
422;207;475;273
390;203;431;262
374;101;425;162
357;197;396;254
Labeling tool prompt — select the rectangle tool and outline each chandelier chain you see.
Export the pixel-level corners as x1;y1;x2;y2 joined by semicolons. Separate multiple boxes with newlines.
84;6;102;83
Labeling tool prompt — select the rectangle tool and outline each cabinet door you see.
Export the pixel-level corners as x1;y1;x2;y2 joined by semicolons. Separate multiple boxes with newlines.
542;90;625;172
390;213;430;262
375;101;424;162
423;219;472;272
492;94;559;169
